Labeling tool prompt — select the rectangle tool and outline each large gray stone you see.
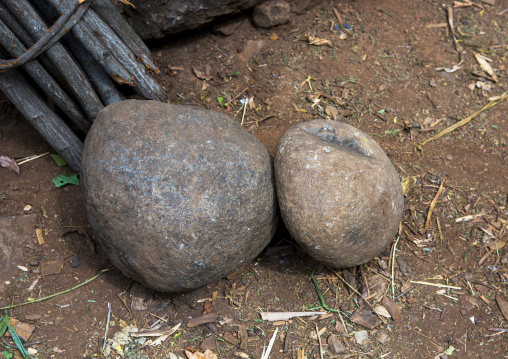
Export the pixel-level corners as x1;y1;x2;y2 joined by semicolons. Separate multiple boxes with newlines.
81;100;277;292
274;120;403;268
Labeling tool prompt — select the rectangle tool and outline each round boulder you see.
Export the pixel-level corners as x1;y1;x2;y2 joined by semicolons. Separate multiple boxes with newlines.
274;120;403;268
82;100;277;292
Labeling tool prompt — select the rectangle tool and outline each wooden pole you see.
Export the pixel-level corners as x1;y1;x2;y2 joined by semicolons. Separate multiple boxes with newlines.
0;19;91;132
4;0;104;120
0;57;83;171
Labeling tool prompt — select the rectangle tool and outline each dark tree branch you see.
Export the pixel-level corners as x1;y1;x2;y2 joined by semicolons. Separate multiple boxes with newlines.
63;34;125;106
0;54;83;171
46;0;166;101
4;0;104;120
0;19;91;132
0;1;90;70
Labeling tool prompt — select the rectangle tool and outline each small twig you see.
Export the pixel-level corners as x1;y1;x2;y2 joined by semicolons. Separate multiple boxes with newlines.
391;236;400;296
410;280;461;290
328;268;376;310
418;92;508;148
315;324;324;359
409;326;442;349
261;327;278;359
446;6;462;57
309;271;340;313
394;286;413;300
211;43;231;59
0;269;109;310
103;301;112;351
423;179;445;234
17;152;49;165
464;279;476;296
360;266;370;297
230;88;248;103
241;101;248;126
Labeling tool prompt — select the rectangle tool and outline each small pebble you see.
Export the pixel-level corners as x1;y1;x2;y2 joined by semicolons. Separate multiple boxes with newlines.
70;256;81;268
30;258;40;267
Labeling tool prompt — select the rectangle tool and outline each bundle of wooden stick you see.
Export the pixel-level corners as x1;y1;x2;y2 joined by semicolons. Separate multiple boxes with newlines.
0;0;166;170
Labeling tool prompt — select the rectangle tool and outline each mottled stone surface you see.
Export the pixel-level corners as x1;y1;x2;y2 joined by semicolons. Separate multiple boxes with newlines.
117;0;266;39
252;0;291;28
82;100;277;292
274;120;403;268
115;0;320;39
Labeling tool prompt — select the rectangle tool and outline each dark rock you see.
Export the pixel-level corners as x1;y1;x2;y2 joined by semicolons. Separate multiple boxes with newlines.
82;100;277;292
69;255;81;268
396;255;409;276
30;258;40;267
274;120;403;268
252;0;291;28
117;0;267;39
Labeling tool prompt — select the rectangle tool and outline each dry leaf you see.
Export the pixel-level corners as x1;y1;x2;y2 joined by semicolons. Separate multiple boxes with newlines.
435;64;462;73
453;1;474;7
496;296;508;322
325;106;339;120
185;349;218;359
0;156;20;174
303;35;333;47
401;176;417;196
487;240;505;251
203;300;212;314
193;68;213;81
474;53;498;82
36;228;44;245
373;305;391;318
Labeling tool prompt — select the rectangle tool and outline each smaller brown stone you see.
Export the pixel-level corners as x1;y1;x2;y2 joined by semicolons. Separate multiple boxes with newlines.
200;335;217;352
29;258;39;267
377;329;389;344
328;334;346;355
223;331;239;345
41;258;63;276
396;256;409;276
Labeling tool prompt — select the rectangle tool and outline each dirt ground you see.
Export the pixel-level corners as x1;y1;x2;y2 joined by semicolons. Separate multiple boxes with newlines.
1;0;508;358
